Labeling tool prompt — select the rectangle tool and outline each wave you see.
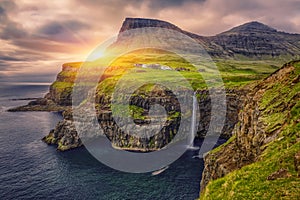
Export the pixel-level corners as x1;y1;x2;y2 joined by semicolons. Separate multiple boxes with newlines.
151;166;169;176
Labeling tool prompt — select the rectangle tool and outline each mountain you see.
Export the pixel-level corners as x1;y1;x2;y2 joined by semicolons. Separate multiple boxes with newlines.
220;21;277;34
119;18;183;33
119;18;300;59
211;21;300;58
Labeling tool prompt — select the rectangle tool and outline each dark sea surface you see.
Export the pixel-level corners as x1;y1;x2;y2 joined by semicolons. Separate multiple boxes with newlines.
0;83;226;200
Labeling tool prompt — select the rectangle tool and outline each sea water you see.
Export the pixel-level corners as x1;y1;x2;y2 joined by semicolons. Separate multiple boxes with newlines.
0;83;225;200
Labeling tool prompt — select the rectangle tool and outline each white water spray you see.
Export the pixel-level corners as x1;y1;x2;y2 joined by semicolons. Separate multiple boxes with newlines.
188;92;199;151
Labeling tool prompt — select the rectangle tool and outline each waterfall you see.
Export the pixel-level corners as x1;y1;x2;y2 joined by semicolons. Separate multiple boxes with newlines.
188;92;199;150
191;92;197;139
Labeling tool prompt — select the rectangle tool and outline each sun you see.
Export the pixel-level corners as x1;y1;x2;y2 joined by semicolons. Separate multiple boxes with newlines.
86;50;105;61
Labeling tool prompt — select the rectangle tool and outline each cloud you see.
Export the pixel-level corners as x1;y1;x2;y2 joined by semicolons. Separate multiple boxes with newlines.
38;20;90;37
0;22;27;40
75;0;205;12
147;0;206;10
0;55;22;61
0;1;27;40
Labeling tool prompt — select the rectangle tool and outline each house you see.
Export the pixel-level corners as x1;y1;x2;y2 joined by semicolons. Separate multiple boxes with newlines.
134;63;172;70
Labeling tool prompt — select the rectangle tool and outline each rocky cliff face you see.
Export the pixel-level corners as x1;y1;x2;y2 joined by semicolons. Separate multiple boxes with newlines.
8;62;81;112
200;61;300;199
42;109;81;151
45;62;81;106
210;21;300;58
9;18;300;154
119;18;182;33
42;87;244;151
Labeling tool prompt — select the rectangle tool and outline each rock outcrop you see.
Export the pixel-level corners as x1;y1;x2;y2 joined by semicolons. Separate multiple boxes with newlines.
200;60;300;199
8;62;81;112
8;98;66;112
119;18;182;33
42;86;244;151
45;63;81;106
42;109;81;151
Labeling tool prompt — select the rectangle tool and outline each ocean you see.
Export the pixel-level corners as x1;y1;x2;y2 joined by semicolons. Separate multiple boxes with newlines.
0;83;225;200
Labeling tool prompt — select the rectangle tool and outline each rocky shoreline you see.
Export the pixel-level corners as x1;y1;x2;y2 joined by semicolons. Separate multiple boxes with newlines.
8;98;68;112
9;83;244;152
42;109;81;151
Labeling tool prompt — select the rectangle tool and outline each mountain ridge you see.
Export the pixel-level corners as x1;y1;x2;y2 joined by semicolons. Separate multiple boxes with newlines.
118;18;300;59
218;21;277;35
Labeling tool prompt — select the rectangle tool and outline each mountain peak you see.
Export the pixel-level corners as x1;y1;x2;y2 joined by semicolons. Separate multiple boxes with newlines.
119;17;182;33
115;18;300;59
220;21;277;35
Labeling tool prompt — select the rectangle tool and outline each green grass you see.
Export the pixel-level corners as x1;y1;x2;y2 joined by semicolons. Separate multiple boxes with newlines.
54;50;285;102
209;135;236;154
201;132;300;200
216;59;282;87
51;81;74;89
111;101;181;121
57;70;78;78
92;50;283;97
200;61;300;200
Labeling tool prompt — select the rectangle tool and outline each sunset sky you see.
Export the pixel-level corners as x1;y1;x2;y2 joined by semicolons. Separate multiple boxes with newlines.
1;0;300;83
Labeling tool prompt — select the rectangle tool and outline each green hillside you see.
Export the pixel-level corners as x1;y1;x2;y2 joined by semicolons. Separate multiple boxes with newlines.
200;61;300;200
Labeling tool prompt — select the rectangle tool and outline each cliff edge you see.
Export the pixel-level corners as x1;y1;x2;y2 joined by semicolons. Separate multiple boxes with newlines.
200;60;300;199
8;62;81;112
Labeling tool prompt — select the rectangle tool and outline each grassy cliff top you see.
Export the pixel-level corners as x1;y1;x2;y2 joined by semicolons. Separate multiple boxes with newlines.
53;50;283;93
200;60;300;199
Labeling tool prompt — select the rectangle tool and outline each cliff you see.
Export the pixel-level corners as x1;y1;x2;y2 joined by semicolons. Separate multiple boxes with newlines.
42;87;244;151
45;62;81;106
119;17;182;33
200;61;300;199
8;62;81;112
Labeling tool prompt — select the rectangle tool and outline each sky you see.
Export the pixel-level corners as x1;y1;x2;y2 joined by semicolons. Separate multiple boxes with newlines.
1;0;300;83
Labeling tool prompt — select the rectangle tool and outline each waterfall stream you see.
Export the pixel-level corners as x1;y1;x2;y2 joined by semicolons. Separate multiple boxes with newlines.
188;92;199;150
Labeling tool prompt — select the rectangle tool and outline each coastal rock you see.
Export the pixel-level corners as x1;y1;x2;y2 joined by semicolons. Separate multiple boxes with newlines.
200;61;300;194
45;62;81;106
8;98;66;112
42;87;243;151
42;109;82;151
8;62;81;112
